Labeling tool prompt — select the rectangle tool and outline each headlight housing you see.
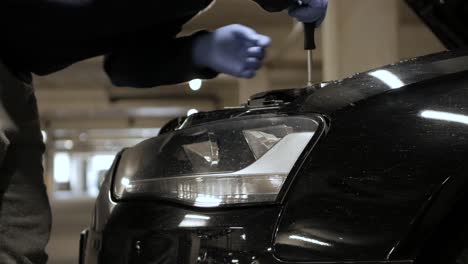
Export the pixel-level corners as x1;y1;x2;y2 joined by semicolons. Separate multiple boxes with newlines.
113;115;321;207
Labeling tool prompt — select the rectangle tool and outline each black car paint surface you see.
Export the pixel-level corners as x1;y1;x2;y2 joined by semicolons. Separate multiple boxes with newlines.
80;50;468;264
276;54;468;261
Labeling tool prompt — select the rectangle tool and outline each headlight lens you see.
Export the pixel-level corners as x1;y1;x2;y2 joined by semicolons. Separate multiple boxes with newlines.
113;115;320;207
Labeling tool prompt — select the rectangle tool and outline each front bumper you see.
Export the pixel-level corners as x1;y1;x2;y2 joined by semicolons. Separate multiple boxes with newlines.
80;203;283;264
80;202;414;264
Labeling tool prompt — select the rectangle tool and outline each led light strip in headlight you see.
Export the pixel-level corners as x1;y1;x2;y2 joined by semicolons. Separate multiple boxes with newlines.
113;115;320;207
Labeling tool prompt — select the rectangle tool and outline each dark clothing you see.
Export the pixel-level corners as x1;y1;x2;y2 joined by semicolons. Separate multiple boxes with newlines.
0;0;217;88
0;60;51;264
255;0;292;12
0;0;289;88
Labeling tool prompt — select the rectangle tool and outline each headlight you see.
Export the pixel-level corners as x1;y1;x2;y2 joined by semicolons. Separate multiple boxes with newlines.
113;115;321;207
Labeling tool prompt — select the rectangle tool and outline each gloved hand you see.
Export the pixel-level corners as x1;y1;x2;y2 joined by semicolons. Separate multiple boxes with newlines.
192;24;271;79
289;0;328;25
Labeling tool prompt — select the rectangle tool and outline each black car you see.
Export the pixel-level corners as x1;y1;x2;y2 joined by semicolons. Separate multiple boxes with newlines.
80;1;468;263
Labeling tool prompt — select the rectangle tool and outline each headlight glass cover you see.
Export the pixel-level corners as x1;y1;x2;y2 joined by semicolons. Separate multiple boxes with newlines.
113;115;320;207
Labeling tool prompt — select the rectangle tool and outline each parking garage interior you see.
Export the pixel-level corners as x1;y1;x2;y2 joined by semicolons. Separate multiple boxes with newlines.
2;0;450;263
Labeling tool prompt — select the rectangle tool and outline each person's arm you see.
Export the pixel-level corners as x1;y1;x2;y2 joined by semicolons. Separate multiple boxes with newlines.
103;13;219;88
0;0;214;75
2;0;213;40
105;18;273;88
104;32;218;88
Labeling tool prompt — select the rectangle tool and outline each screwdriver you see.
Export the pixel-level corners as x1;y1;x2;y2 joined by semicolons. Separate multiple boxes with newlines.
304;22;316;87
295;0;317;87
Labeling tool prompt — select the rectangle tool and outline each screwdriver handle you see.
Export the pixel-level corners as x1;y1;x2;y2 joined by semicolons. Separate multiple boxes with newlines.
303;22;317;50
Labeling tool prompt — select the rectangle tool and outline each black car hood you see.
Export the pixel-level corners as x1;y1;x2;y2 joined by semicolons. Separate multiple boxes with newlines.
405;0;468;49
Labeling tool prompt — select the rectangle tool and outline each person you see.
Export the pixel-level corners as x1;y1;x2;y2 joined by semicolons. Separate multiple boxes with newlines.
0;0;327;263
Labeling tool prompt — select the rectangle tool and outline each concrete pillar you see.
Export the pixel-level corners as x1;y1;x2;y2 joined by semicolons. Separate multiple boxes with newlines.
238;68;270;104
322;0;400;81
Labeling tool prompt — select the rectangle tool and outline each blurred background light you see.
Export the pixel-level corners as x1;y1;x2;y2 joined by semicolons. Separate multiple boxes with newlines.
53;153;71;183
64;140;74;150
189;79;202;91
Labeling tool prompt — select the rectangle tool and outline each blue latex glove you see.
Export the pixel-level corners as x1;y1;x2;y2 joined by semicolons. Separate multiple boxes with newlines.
289;0;328;25
192;24;271;79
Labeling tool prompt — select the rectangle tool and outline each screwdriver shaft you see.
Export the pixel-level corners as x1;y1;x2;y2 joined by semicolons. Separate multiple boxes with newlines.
307;50;313;87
